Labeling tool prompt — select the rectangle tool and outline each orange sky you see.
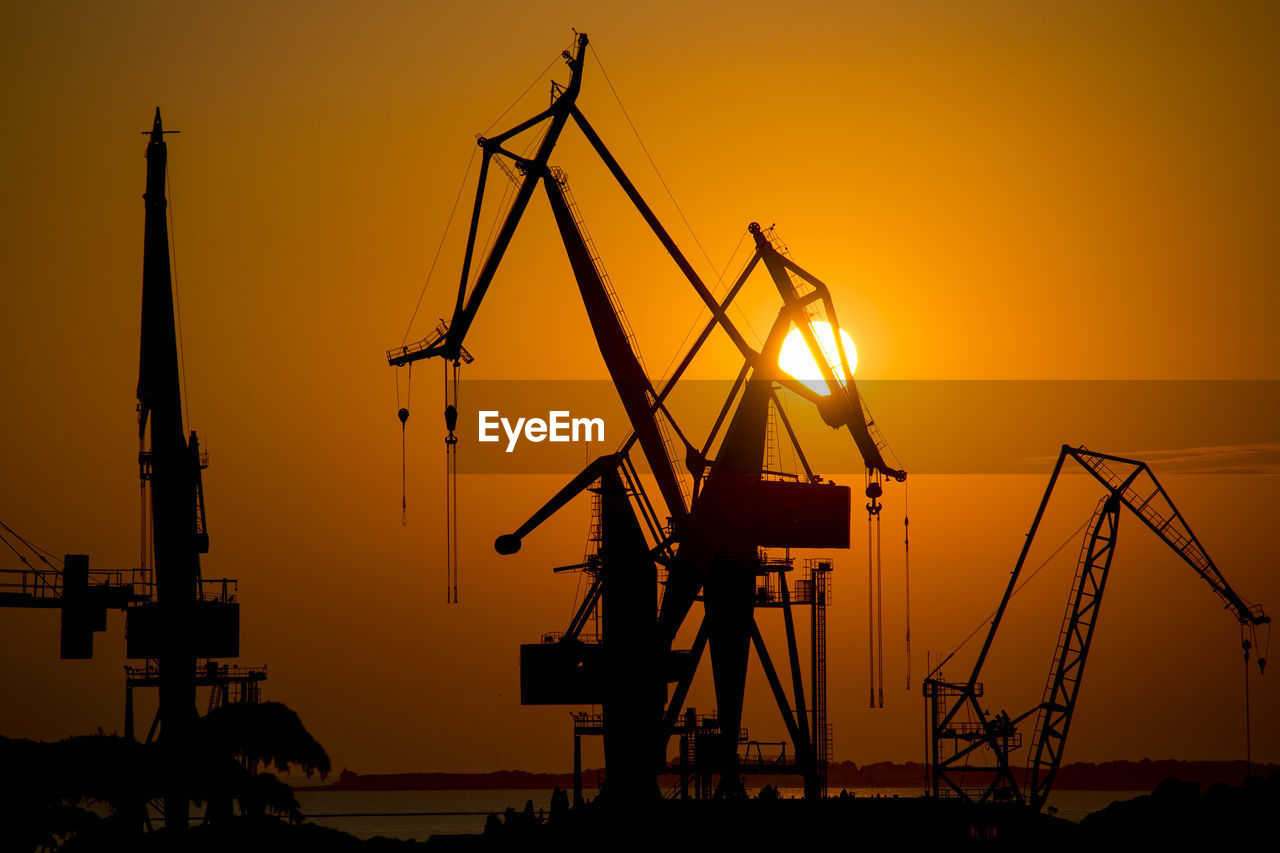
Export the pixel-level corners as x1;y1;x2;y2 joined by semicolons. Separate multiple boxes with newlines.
1;1;1278;776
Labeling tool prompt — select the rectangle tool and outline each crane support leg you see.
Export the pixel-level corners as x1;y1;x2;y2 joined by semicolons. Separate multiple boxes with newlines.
705;560;754;797
598;469;663;801
1028;496;1120;809
779;572;816;795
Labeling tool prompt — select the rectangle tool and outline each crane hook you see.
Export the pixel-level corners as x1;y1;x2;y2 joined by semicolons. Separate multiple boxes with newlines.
444;403;458;445
398;407;410;526
865;480;883;516
1244;638;1262;674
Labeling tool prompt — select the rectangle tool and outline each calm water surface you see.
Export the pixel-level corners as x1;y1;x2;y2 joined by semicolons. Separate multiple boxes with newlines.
295;787;1144;841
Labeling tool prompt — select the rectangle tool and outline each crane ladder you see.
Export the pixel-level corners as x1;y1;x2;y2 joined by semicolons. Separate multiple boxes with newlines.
1027;496;1119;810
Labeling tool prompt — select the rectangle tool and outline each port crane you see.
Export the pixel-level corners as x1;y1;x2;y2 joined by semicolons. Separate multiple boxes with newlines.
924;444;1270;811
0;110;246;833
388;33;905;799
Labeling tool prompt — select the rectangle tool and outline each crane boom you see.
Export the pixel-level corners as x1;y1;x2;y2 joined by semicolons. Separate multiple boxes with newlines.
1070;446;1268;626
543;171;689;520
749;224;905;482
444;40;586;362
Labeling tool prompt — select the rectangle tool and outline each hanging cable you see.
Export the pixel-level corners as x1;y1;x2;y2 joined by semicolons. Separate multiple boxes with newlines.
876;510;885;708
0;530;34;569
923;650;932;792
402;146;478;347
444;361;452;602
866;473;883;708
398;364;412;526
655;228;750;384
588;43;716;281
482;52;563;138
444;359;461;603
904;481;912;691
589;42;763;349
0;520;60;568
1259;622;1270;675
867;511;875;708
400;416;408;526
926;513;1093;681
472;164;519;290
1242;625;1253;778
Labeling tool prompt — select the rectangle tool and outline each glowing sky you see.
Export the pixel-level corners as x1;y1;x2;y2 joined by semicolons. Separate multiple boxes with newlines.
1;1;1278;775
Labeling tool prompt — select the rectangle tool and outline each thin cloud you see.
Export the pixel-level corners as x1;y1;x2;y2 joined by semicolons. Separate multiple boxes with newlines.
1024;443;1280;475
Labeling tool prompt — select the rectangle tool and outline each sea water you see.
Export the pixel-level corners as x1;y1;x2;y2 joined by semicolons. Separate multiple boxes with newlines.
294;787;1145;841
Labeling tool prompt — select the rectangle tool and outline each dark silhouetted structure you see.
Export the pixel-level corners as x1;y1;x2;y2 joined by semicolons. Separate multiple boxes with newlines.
388;34;905;800
0;109;248;833
925;445;1270;810
128;107;241;831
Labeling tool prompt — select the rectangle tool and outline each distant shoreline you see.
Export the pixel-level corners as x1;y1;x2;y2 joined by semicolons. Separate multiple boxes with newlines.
297;759;1277;793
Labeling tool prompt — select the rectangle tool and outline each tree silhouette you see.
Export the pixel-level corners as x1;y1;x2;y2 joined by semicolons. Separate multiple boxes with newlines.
0;701;330;850
194;701;331;824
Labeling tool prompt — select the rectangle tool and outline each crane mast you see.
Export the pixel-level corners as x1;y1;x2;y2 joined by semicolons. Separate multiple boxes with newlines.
136;109;202;830
129;109;240;830
0;110;244;833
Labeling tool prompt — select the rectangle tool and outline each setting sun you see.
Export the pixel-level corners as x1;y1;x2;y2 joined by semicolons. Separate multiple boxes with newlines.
778;321;858;395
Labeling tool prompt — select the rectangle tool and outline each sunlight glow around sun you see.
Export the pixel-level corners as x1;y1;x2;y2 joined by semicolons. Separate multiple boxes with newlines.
778;321;857;396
